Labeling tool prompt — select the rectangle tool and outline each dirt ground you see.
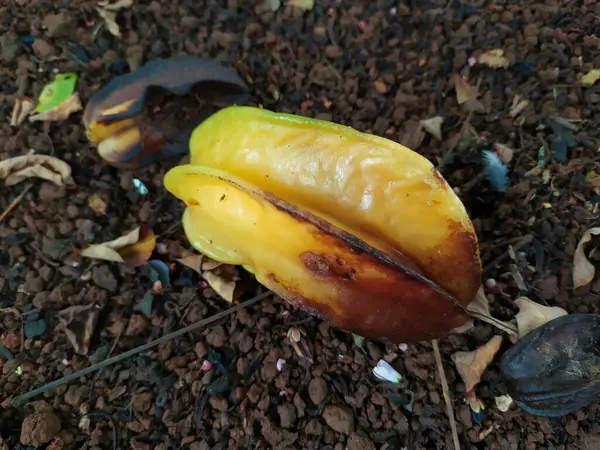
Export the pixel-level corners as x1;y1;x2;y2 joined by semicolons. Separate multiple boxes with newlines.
1;0;600;449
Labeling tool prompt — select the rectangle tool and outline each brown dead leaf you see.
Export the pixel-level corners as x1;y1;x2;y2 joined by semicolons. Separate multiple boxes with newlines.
573;227;600;289
97;0;133;37
420;116;444;141
28;93;82;122
88;193;108;215
466;287;518;336
452;335;503;393
515;297;568;338
509;95;529;118
58;304;102;355
493;143;514;164
176;251;222;273
0;154;72;186
10;97;35;126
453;74;478;104
203;265;240;303
478;49;510;69
80;225;155;267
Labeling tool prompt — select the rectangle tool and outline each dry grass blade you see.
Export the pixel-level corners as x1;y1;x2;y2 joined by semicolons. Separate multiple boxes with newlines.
0;183;32;222
11;291;272;406
433;339;460;450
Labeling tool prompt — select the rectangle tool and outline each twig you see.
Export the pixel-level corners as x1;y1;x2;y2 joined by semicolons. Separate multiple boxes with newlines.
482;234;533;274
0;183;32;222
433;339;460;450
11;291;272;406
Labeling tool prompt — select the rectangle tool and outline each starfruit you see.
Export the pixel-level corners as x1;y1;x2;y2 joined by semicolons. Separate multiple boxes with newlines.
83;56;250;169
164;106;482;344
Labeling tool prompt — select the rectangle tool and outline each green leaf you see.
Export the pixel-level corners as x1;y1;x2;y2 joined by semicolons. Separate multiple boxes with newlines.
35;73;78;113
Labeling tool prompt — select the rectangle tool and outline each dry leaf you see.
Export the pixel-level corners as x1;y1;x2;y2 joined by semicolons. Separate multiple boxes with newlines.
515;297;568;338
509;95;529;118
495;394;513;412
97;0;133;37
58;304;102;355
286;0;314;10
176;252;222;273
463;98;486;113
581;69;600;87
493;143;514;164
29;93;82;122
466;287;518;336
420;116;444;141
10;97;35;126
452;335;503;393
451;319;474;334
88;193;108;215
0;154;72;186
264;0;281;11
466;389;485;413
80;225;156;267
453;74;478;104
478;49;510;69
203;268;238;302
573;227;600;289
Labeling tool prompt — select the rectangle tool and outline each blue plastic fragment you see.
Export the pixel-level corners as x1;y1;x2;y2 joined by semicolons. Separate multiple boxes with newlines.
132;178;149;195
24;318;47;339
148;260;171;287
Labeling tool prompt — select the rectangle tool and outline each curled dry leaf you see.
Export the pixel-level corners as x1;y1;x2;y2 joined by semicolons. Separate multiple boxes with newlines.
0;154;72;186
420;116;444;141
452;335;503;407
164;106;482;344
466;287;518;337
581;69;600;87
10;97;35;126
452;74;478;104
286;0;314;10
572;227;600;289
514;297;568;338
478;49;510;69
79;225;156;267
58;304;102;355
29;93;82;122
96;0;133;37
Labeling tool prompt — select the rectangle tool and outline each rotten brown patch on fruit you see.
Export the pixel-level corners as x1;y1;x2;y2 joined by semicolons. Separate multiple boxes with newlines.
431;167;449;191
256;190;470;343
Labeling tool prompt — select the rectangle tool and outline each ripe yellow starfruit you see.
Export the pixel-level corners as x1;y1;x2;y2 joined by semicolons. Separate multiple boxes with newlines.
164;106;482;344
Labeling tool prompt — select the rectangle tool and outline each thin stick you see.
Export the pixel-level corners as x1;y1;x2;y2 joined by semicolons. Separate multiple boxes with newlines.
432;339;460;450
11;291;272;406
0;183;32;222
482;234;533;274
